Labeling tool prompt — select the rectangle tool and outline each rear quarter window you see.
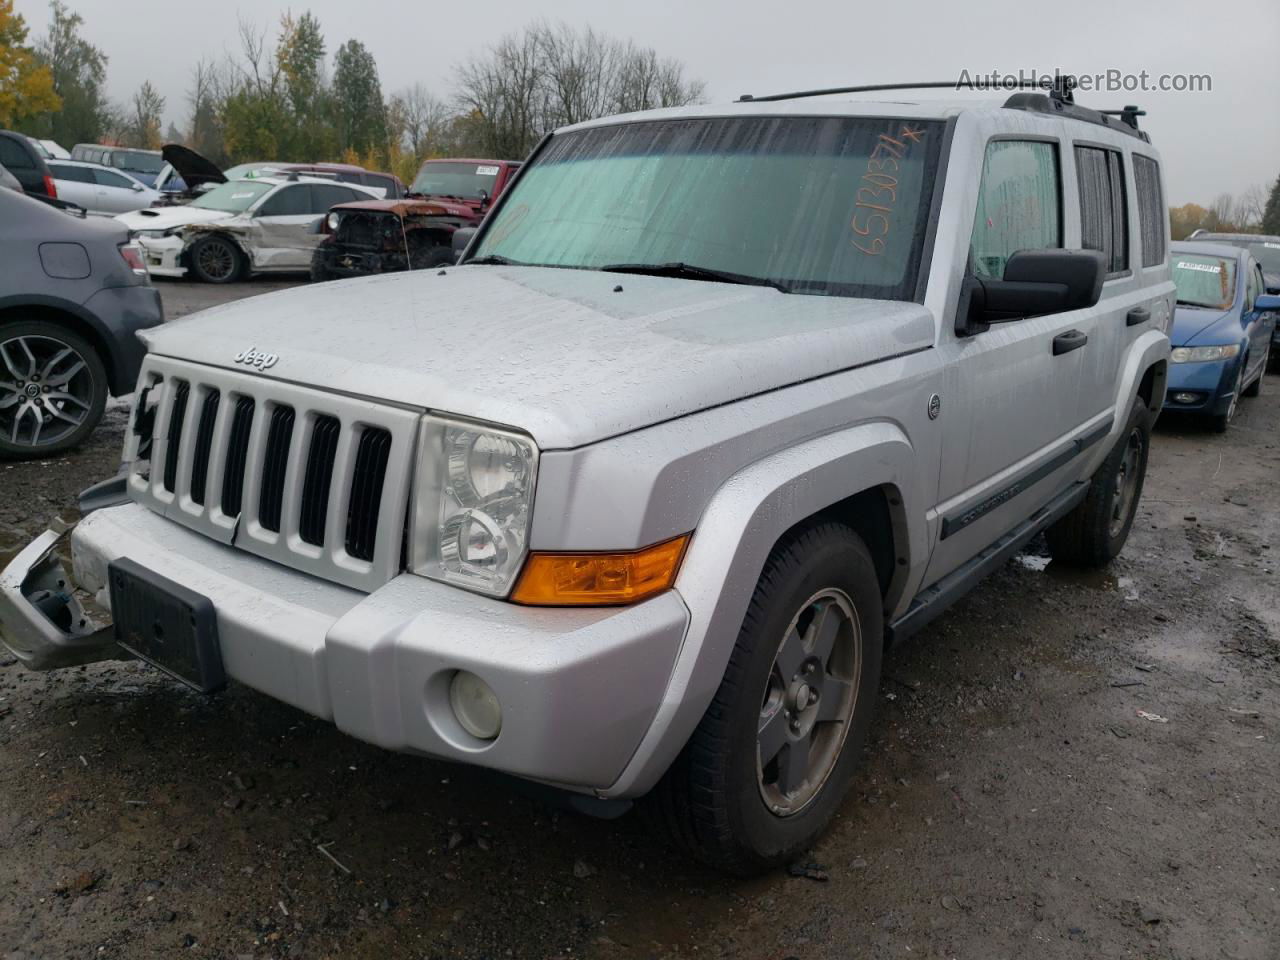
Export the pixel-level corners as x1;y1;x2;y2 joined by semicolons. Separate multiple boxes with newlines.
1075;145;1129;276
1132;154;1166;268
0;136;35;170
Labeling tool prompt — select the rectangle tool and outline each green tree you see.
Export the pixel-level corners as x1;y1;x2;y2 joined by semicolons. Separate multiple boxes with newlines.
0;0;59;129
277;12;329;158
30;2;109;145
1263;176;1280;236
331;39;385;156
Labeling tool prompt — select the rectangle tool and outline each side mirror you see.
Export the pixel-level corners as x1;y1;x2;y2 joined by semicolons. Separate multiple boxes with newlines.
131;183;145;192
961;249;1105;334
1253;293;1280;315
478;189;490;212
452;226;477;263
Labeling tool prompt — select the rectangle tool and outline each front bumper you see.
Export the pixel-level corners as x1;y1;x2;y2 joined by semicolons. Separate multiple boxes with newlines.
1164;356;1239;415
0;504;689;795
133;234;187;278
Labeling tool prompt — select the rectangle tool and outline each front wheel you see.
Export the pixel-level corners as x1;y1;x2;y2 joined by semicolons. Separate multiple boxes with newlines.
1046;395;1152;567
649;522;884;874
0;321;108;460
1210;361;1245;433
309;246;333;283
188;234;244;284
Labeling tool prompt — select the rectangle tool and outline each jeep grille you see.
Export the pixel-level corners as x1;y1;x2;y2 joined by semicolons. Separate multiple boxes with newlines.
125;356;419;593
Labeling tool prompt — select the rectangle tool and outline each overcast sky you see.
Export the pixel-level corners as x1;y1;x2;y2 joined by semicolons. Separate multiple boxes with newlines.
15;0;1280;204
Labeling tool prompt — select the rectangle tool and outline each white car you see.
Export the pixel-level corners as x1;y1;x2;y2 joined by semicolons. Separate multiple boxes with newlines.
46;159;159;216
117;175;381;282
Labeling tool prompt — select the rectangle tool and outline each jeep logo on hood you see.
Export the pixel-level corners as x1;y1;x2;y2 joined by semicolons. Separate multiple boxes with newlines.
233;346;279;371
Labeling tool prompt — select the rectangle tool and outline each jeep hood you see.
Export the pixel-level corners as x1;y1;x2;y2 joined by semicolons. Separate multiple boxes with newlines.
139;265;936;449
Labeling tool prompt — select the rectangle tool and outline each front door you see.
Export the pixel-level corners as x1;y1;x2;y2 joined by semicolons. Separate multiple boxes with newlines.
924;136;1094;587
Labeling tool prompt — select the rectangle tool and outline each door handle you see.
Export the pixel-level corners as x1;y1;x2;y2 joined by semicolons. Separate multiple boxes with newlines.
1126;306;1150;327
1053;330;1088;355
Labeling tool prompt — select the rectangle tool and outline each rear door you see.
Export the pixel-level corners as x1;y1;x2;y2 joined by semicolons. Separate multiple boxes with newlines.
46;162;98;211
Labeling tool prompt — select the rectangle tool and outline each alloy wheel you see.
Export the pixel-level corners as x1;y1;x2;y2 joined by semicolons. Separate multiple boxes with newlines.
0;334;96;448
197;238;236;281
757;588;861;817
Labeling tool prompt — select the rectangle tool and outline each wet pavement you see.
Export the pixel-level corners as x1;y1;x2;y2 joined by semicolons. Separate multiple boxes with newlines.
1;280;1277;958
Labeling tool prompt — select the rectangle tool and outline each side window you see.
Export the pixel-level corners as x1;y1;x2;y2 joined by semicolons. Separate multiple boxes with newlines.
93;169;134;189
309;184;360;212
1132;154;1166;268
0;137;35;170
1246;264;1260;312
1076;146;1129;276
969;140;1062;280
50;164;93;183
257;185;311;217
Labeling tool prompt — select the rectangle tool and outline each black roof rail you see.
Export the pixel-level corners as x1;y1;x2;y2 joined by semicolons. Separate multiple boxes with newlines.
738;74;1080;104
1002;93;1151;143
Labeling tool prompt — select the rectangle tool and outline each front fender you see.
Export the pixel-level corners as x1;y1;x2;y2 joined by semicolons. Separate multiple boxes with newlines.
602;420;921;798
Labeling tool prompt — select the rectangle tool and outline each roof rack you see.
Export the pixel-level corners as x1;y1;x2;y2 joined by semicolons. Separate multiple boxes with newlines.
736;76;1150;143
737;74;1079;104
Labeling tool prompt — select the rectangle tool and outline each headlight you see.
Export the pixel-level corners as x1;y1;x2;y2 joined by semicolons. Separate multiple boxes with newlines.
1170;344;1240;363
326;212;340;231
137;229;167;239
410;416;538;597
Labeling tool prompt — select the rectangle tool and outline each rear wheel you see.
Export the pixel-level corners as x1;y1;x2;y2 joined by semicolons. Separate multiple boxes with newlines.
1242;345;1266;397
1046;395;1151;567
649;522;883;874
189;234;244;284
0;320;107;460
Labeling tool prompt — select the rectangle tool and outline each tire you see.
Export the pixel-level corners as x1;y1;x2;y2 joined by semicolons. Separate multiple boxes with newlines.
188;234;244;284
309;246;332;283
0;320;108;460
1045;395;1152;567
1242;346;1266;397
649;522;884;874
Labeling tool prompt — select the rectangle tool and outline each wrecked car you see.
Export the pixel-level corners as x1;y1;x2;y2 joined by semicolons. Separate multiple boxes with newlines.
310;158;519;280
117;174;381;283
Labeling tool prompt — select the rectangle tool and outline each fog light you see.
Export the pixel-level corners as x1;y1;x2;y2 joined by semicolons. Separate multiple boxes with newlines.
449;671;502;740
1172;392;1199;404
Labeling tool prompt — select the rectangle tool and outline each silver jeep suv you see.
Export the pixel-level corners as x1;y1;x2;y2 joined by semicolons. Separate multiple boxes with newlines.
0;85;1173;873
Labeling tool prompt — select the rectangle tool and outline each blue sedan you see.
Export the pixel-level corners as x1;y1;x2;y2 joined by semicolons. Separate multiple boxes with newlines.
1165;241;1280;432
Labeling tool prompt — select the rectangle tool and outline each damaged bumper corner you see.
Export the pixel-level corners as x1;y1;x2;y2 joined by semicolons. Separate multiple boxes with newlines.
0;528;119;670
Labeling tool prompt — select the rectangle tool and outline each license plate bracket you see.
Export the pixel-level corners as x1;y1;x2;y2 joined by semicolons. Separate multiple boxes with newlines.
108;558;224;693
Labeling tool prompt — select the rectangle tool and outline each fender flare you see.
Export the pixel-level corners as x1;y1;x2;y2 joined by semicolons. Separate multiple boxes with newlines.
603;419;922;798
0;292;126;393
1082;329;1169;474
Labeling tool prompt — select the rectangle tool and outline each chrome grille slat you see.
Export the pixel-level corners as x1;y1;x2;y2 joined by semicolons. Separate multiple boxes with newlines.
124;356;419;593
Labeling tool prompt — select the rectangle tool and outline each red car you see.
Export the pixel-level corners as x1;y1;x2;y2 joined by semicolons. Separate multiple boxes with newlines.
310;158;520;281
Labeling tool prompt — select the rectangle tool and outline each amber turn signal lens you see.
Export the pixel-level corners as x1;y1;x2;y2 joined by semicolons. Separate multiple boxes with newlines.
511;534;691;606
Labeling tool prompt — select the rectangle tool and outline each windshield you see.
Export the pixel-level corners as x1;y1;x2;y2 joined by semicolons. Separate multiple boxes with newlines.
1173;254;1236;309
1246;241;1280;275
189;179;274;213
411;161;500;200
110;150;164;175
470;116;944;300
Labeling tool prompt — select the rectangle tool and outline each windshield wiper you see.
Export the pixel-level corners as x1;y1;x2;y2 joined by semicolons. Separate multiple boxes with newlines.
467;254;524;266
599;262;790;293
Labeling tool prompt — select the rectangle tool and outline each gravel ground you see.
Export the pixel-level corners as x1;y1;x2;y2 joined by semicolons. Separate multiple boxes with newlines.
1;278;1277;959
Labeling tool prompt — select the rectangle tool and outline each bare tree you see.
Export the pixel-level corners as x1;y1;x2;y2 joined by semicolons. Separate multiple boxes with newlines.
1239;183;1268;229
394;82;452;156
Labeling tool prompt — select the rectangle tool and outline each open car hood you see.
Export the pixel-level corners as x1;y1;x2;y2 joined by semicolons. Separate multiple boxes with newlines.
161;144;226;190
138;265;936;450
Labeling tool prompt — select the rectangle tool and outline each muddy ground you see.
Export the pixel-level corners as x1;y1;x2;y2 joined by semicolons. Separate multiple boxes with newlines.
1;278;1277;960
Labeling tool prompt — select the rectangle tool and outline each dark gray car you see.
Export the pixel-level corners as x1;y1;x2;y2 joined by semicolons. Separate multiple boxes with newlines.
0;188;163;458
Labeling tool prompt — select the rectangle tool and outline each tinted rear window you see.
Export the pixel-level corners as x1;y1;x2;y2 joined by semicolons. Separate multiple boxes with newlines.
0;136;35;170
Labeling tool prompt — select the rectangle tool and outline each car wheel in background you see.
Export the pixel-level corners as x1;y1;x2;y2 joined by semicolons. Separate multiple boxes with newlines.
189;234;245;284
1046;395;1152;567
309;247;333;283
649;521;883;874
0;320;108;460
1210;362;1245;433
1242;345;1266;398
